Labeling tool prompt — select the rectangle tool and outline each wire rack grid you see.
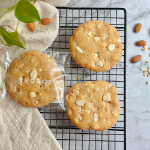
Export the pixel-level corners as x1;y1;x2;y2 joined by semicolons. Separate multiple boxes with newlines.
39;7;126;150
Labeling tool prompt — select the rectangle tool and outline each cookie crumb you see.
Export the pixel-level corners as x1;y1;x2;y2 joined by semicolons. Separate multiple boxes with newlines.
146;61;149;63
127;74;129;75
21;29;26;34
143;74;146;76
146;81;149;84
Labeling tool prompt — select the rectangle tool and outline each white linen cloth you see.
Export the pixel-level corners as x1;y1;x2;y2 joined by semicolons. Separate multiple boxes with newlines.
0;1;62;150
0;1;59;51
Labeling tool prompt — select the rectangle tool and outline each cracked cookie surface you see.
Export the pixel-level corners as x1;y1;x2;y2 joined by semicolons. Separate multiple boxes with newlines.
66;80;120;131
69;20;123;72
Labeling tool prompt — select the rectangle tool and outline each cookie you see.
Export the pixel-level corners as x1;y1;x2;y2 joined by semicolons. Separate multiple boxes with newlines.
65;80;120;131
69;20;123;72
6;51;63;107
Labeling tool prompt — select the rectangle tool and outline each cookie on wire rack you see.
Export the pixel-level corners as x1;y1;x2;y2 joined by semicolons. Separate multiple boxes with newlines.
69;20;123;72
6;51;63;107
65;80;120;131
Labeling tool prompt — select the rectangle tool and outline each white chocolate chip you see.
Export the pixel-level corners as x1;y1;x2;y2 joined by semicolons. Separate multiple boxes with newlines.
81;109;85;112
94;113;98;122
35;101;38;104
30;70;37;79
79;116;82;121
76;47;83;54
87;31;92;36
108;44;115;51
76;91;80;95
94;53;98;58
39;69;42;72
81;27;84;30
25;70;30;73
45;80;51;87
97;23;102;28
93;37;99;42
118;38;121;42
76;100;85;106
29;92;36;97
103;93;111;101
96;60;103;67
16;77;23;86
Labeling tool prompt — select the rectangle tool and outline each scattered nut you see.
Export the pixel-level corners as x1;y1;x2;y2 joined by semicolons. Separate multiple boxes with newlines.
136;40;146;46
141;46;146;51
148;48;150;50
29;92;36;97
21;29;26;34
108;44;115;51
146;61;149;63
147;70;150;73
96;60;103;67
94;113;98;122
143;70;146;73
140;68;143;70
103;93;111;101
148;67;150;69
127;74;129;75
143;74;146;76
132;55;142;63
149;54;150;57
41;18;52;25
76;100;86;106
76;46;83;54
134;23;141;33
146;81;149;84
16;77;23;86
93;37;99;42
30;70;37;79
147;74;150;77
27;23;35;32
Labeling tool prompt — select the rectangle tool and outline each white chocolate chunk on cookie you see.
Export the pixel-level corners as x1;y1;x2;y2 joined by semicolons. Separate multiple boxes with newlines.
29;92;36;97
76;47;83;54
103;93;111;101
97;23;102;28
16;77;23;86
45;80;51;87
93;37;99;42
94;113;98;122
76;100;85;106
30;70;37;79
108;44;115;51
96;60;103;67
118;38;121;42
87;31;92;36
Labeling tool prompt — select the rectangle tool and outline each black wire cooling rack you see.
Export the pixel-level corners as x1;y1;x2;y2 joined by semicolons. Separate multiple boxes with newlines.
39;7;126;150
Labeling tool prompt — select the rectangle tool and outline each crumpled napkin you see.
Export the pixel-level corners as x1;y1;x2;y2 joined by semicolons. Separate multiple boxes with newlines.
0;1;59;51
0;1;62;150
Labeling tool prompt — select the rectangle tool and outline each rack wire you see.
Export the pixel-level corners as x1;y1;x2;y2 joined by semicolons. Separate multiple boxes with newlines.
39;7;126;150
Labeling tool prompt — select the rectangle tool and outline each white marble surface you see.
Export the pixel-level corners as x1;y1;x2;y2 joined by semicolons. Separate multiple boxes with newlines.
65;0;149;150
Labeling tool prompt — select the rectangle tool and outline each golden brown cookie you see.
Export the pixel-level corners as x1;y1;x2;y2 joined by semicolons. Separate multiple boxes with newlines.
69;20;123;72
6;51;63;107
65;80;120;131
